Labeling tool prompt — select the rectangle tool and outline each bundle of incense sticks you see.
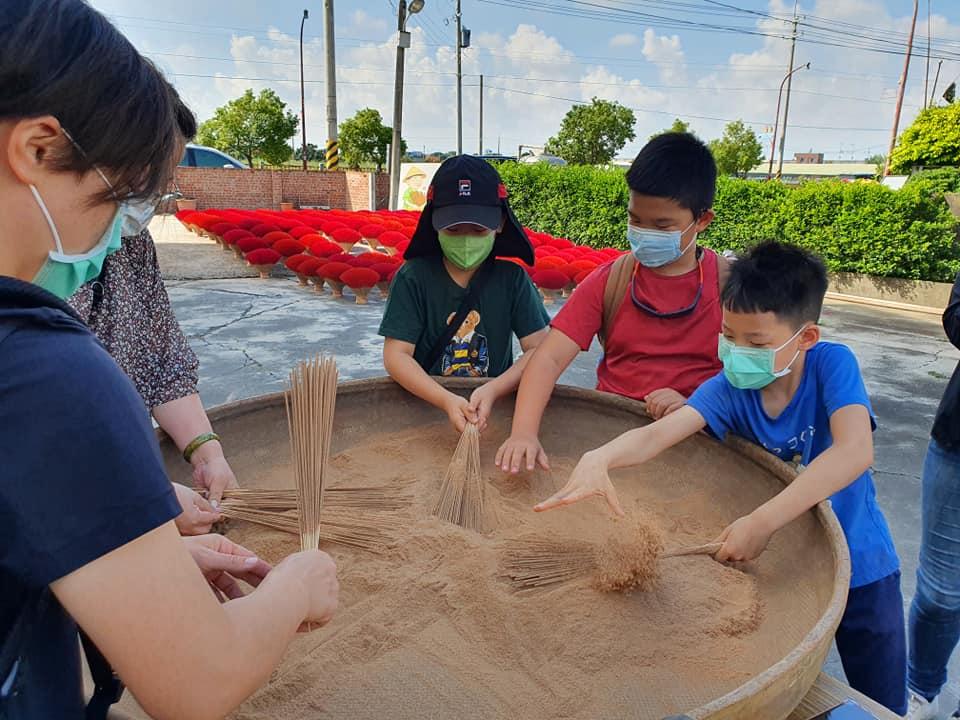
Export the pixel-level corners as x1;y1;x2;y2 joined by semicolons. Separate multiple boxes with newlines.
285;355;338;552
433;423;486;532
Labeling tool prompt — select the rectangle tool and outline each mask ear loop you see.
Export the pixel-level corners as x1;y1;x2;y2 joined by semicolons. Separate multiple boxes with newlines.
773;324;810;377
29;185;65;255
676;217;700;258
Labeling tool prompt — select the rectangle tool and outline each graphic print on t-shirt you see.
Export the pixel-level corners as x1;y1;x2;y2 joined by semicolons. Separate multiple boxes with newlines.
441;309;489;377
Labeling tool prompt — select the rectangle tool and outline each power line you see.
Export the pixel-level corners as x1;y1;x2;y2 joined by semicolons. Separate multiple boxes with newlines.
144;48;908;85
483;84;893;131
113;12;928;82
475;0;960;62
151;49;917;108
169;72;469;88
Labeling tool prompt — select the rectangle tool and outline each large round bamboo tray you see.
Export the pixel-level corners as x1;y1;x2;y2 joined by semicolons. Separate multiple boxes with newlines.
146;377;849;720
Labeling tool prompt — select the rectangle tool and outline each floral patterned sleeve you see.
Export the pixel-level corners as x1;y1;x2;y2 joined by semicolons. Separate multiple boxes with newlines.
68;230;200;409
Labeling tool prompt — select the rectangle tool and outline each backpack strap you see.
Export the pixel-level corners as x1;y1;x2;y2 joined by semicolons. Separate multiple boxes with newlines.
81;631;124;720
598;254;636;350
0;590;48;709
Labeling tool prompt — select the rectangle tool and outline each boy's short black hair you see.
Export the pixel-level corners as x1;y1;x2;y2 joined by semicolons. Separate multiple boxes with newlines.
0;0;195;202
626;132;716;217
722;242;828;325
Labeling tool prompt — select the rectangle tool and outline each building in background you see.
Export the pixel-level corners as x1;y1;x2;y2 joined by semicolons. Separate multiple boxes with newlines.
746;160;876;183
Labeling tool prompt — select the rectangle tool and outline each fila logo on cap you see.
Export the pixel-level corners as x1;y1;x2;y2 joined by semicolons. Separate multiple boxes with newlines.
458;179;471;197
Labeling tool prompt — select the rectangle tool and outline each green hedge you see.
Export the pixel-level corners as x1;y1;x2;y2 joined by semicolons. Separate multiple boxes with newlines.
497;163;960;282
905;167;960;195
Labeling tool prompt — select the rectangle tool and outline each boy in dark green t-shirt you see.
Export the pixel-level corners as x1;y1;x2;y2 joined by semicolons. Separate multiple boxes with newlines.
379;155;549;433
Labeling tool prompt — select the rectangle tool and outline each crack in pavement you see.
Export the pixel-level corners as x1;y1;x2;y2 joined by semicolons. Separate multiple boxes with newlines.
173;284;287;299
873;468;920;480
917;346;954;371
189;299;307;339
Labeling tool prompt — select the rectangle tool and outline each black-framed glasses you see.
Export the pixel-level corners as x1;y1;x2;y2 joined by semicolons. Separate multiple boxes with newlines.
629;248;703;319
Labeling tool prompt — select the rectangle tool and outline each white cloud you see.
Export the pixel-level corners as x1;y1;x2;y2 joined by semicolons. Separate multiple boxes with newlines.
641;29;686;85
346;9;388;38
609;33;639;48
642;29;683;65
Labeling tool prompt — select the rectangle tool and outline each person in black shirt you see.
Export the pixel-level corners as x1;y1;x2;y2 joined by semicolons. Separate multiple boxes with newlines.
0;2;338;719
907;273;960;719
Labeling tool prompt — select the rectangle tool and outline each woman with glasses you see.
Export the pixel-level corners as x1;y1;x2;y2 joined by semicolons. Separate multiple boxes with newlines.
0;2;338;718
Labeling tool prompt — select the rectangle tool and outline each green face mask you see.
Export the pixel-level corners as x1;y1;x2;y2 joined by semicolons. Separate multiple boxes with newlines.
438;229;495;270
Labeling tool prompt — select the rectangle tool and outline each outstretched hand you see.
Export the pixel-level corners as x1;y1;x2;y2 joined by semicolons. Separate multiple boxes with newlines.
533;451;624;516
496;434;550;474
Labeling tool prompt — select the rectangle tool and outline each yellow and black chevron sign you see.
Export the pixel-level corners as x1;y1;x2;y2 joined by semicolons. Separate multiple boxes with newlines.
325;140;339;170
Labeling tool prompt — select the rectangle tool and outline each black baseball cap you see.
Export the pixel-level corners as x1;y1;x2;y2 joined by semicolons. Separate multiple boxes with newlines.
406;155;534;265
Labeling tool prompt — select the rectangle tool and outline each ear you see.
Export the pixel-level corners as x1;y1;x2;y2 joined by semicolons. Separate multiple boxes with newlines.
694;209;715;233
497;211;506;233
799;323;820;351
5;116;65;185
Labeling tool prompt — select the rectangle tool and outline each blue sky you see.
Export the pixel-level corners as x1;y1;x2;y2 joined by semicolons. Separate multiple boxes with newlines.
89;0;960;161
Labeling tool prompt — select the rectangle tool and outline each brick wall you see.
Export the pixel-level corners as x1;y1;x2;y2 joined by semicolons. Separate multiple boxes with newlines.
173;167;389;211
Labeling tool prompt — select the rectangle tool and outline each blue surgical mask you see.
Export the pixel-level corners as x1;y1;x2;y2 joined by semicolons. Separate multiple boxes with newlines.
717;325;807;390
627;219;697;268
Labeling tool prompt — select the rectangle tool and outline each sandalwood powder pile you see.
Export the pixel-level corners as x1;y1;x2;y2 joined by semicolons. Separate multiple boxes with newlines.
120;417;834;720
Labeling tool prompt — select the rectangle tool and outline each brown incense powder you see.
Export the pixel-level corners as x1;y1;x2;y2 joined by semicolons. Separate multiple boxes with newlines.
117;421;821;720
592;516;665;593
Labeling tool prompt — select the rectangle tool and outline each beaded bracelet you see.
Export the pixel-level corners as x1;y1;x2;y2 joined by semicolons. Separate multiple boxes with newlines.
183;432;221;463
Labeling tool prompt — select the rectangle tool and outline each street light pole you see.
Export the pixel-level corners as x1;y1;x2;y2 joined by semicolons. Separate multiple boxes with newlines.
767;62;810;180
389;0;425;210
456;0;462;154
479;74;484;155
299;9;309;171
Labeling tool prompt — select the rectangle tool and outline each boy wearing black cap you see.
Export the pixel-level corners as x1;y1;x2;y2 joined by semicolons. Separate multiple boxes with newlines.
379;155;550;433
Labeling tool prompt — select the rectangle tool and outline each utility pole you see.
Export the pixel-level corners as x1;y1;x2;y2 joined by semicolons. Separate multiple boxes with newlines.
456;0;463;154
299;9;309;170
924;0;931;109
323;0;339;170
775;1;800;179
479;74;484;154
884;0;919;176
389;0;425;209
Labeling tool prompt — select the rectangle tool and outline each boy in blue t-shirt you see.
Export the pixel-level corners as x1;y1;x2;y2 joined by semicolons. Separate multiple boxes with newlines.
535;242;905;714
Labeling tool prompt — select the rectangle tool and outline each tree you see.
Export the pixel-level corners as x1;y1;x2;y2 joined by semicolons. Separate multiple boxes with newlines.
889;102;960;173
196;89;299;167
708;120;764;178
544;98;636;165
649;118;691;140
864;153;886;177
338;108;406;172
295;142;321;162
